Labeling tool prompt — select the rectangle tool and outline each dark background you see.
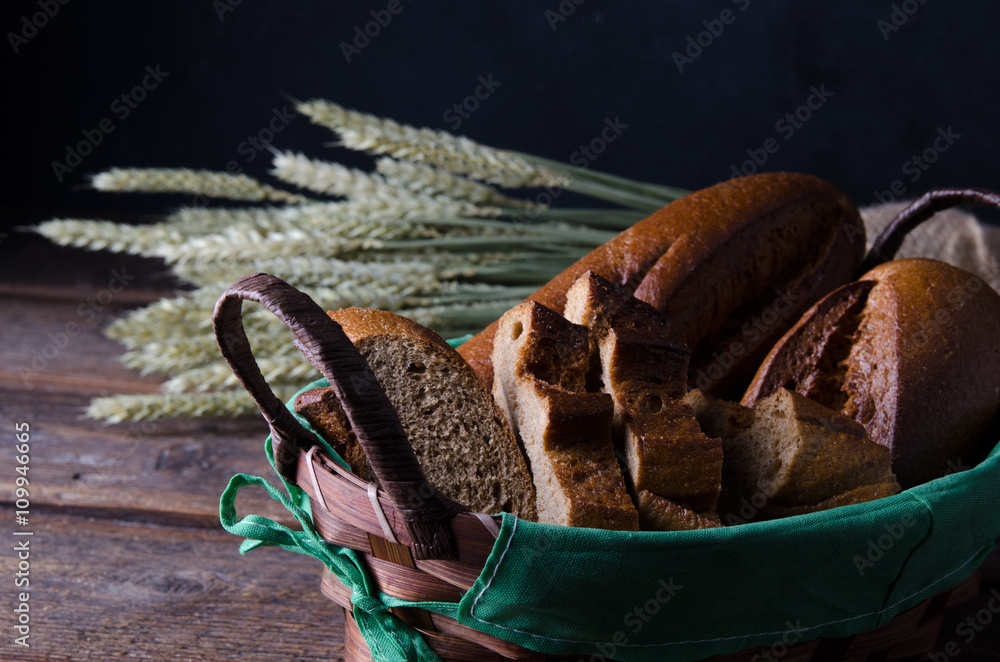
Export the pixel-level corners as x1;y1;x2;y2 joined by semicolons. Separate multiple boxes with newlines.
3;0;1000;236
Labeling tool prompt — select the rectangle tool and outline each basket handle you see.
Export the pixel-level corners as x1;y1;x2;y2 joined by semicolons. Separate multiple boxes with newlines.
212;272;459;560
859;187;1000;274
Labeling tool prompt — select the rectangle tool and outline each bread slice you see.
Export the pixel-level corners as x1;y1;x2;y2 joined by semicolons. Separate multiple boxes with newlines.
294;386;377;485
704;388;899;521
563;272;723;521
563;270;678;392
681;389;754;440
637;491;722;531
323;307;537;520
492;300;638;530
756;482;902;520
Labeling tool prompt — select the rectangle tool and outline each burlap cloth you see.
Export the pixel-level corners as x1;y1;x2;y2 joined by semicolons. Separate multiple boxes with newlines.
861;201;1000;293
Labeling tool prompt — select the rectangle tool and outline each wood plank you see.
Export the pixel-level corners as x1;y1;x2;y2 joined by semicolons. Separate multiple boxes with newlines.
0;508;346;661
0;229;186;301
0;252;304;526
0;386;295;527
0;296;165;396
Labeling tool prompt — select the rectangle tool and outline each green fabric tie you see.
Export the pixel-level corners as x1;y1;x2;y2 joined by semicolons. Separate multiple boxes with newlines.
219;472;443;662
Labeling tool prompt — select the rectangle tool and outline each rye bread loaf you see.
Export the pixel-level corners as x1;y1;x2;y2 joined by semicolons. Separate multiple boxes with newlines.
562;272;723;522
459;172;864;395
743;258;1000;488
491;300;639;530
321;307;537;520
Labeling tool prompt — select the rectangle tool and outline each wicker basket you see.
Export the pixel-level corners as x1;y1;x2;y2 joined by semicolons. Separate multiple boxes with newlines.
212;188;1000;662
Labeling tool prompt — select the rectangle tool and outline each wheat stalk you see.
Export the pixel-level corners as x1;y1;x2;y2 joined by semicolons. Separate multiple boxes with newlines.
86;391;272;423
92;168;309;204
34;97;695;422
375;157;532;208
271;151;396;198
162;356;319;394
298;99;569;188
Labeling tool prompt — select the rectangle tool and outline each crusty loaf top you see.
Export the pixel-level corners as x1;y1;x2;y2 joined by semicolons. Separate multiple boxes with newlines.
458;172;861;390
329;307;455;352
744;257;1000;488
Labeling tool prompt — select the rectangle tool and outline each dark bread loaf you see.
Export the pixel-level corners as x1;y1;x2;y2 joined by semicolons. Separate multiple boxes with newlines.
743;257;1000;488
458;172;864;395
319;307;537;520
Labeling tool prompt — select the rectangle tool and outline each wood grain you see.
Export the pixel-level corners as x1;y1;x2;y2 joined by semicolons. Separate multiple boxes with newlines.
0;509;343;661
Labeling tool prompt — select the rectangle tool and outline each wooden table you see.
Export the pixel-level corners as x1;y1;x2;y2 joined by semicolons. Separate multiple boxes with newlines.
2;231;999;661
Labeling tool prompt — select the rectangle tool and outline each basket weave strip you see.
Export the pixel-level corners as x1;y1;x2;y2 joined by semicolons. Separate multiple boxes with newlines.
297;448;496;588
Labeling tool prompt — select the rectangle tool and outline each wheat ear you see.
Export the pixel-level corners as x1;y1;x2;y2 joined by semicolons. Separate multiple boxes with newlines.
92;168;309;204
297;99;568;188
375;157;532;208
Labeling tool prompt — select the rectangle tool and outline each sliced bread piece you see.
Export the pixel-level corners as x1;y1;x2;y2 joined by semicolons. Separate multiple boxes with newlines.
756;482;902;520
637;490;722;532
492;300;639;530
563;272;723;520
681;389;754;441
713;387;899;521
325;307;537;520
563;270;677;391
294;386;376;485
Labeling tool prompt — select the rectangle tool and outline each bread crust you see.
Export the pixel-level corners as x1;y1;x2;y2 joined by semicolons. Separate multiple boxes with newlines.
743;258;1000;488
458;172;864;394
328;307;454;351
294;387;377;485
